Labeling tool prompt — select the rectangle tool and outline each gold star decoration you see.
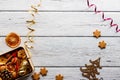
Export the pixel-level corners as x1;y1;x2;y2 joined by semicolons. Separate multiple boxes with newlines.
93;30;101;38
98;41;106;49
56;74;64;80
32;72;40;80
40;67;48;76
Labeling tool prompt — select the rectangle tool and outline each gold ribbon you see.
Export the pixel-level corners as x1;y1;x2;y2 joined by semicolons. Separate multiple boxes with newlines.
24;0;41;55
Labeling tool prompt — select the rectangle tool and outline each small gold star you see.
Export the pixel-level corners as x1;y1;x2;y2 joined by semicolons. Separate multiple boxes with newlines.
98;41;106;49
32;72;40;80
40;67;48;76
93;30;101;38
56;74;64;80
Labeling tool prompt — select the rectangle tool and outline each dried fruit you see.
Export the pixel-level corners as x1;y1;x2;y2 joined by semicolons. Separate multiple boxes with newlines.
17;49;26;59
0;77;2;80
5;32;21;48
0;57;7;65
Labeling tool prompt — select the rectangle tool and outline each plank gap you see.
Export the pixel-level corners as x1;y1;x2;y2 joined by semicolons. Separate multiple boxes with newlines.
1;10;120;12
34;66;120;68
0;36;120;37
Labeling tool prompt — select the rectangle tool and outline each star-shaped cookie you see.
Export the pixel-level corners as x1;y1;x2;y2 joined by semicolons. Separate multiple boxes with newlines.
98;41;106;49
93;30;101;38
40;67;48;76
32;72;40;80
56;74;64;80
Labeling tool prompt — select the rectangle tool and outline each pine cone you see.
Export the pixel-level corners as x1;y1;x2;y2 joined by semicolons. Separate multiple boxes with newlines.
0;69;13;80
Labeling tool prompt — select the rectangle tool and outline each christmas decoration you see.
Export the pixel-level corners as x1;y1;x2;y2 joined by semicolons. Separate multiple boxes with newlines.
87;0;120;32
5;32;21;48
93;30;101;38
98;41;107;49
40;67;48;76
80;58;102;80
32;72;40;80
56;74;64;80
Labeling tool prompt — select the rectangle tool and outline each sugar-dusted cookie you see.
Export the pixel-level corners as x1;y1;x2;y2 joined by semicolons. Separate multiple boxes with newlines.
93;30;101;38
56;74;64;80
98;40;106;49
40;67;48;76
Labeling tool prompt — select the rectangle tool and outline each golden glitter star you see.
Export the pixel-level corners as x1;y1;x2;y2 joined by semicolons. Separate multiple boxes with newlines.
32;72;40;80
40;67;48;76
98;41;106;49
93;30;101;38
56;74;64;80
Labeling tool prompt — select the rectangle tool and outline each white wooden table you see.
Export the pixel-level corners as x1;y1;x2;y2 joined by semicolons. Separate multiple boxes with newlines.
0;0;120;80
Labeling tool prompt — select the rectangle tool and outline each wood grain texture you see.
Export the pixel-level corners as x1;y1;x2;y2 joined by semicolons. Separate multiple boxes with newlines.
0;0;120;11
0;12;120;36
0;37;120;66
0;0;120;79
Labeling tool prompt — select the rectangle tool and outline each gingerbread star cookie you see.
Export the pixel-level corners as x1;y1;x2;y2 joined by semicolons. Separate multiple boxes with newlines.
32;72;40;80
93;30;101;38
40;67;48;76
56;74;64;80
98;41;106;49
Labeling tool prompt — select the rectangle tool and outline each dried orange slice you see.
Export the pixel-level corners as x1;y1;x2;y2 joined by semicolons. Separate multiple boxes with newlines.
5;32;21;48
0;56;7;65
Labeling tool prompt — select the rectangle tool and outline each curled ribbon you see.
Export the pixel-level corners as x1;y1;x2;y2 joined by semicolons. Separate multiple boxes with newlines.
24;0;41;58
24;0;41;49
87;0;120;32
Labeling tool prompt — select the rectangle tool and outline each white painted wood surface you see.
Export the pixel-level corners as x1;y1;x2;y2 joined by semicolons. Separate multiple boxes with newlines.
0;12;120;36
25;67;120;80
0;37;120;67
0;0;120;11
0;0;120;80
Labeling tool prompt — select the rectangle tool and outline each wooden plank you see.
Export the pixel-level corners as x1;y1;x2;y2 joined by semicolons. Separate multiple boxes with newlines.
26;67;120;80
0;12;120;36
0;37;120;66
0;0;120;11
31;37;120;66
